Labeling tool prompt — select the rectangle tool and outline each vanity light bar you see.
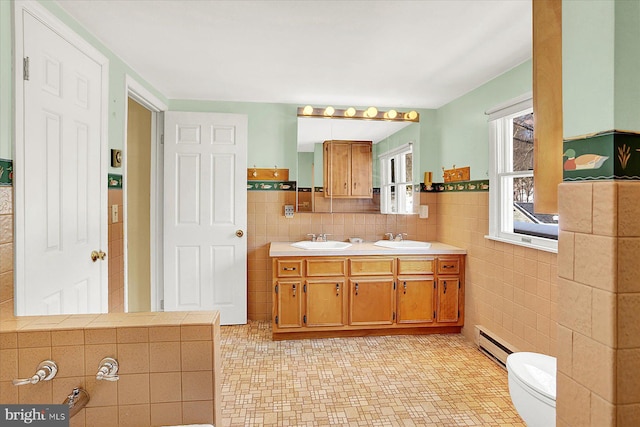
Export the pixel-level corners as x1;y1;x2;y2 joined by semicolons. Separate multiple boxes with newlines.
297;106;419;122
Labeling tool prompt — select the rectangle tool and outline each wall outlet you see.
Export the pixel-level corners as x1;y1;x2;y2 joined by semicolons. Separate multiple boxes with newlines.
284;205;294;218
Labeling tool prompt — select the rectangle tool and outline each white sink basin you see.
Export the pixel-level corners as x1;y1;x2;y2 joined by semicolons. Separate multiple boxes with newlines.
373;240;432;249
291;241;353;250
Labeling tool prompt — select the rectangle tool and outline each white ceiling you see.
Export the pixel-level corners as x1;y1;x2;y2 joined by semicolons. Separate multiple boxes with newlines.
55;0;532;109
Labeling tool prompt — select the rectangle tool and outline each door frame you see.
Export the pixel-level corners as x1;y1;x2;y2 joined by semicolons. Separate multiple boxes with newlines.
13;0;110;314
123;75;167;312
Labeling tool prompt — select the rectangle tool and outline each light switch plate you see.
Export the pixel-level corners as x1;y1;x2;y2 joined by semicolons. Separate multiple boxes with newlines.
284;205;294;218
111;204;118;223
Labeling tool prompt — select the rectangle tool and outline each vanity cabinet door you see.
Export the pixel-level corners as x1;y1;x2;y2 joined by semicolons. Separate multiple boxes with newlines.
305;279;346;327
275;280;304;329
436;277;460;323
350;142;372;197
397;277;435;324
324;141;351;197
348;278;395;325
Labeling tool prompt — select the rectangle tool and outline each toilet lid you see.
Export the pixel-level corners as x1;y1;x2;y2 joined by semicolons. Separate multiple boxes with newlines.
507;352;556;401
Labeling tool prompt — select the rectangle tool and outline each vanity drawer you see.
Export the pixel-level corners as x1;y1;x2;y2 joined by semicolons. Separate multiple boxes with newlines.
349;258;395;276
437;257;460;275
306;258;347;277
275;259;303;278
397;257;435;275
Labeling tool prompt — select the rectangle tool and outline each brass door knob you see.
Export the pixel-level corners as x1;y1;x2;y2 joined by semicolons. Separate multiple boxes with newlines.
235;230;244;238
91;250;107;262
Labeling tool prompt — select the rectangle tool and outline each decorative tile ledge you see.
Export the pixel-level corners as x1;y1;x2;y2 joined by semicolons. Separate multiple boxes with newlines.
421;180;490;192
563;130;640;181
0;159;12;186
247;180;296;191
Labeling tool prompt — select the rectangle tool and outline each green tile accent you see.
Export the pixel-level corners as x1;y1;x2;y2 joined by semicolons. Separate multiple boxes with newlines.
108;174;123;189
0;158;12;186
421;180;490;192
247;181;296;191
563;130;640;181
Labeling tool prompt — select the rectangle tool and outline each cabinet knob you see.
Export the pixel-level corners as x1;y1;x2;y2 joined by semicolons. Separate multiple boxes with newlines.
292;284;297;297
282;267;296;271
403;281;407;295
443;281;447;294
336;283;340;296
355;283;359;296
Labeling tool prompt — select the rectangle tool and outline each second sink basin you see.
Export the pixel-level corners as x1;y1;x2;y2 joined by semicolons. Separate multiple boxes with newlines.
374;240;432;249
291;241;353;250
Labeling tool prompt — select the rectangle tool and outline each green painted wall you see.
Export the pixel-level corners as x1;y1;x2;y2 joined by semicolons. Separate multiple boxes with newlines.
0;1;13;160
614;0;640;131
297;151;313;188
169;100;298;178
562;0;615;138
434;60;532;180
0;0;168;173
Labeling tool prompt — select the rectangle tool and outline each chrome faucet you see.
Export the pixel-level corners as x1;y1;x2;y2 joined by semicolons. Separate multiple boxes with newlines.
395;233;407;241
64;387;90;418
385;232;394;240
307;233;317;242
317;233;329;242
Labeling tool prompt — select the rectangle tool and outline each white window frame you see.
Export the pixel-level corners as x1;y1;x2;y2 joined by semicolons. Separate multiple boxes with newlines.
486;94;558;253
379;142;415;215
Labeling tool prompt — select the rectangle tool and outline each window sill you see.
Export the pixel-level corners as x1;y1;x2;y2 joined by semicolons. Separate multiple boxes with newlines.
484;234;558;254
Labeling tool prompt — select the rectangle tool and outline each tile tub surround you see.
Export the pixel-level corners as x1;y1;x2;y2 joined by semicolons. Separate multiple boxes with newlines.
220;321;524;426
0;311;221;427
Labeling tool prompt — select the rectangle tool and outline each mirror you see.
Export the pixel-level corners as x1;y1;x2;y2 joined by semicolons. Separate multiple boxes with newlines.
296;114;420;213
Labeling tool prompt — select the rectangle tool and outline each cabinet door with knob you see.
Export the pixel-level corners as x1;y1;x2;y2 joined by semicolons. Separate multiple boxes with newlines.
348;278;395;325
436;277;460;323
397;277;435;324
275;280;304;329
305;279;346;327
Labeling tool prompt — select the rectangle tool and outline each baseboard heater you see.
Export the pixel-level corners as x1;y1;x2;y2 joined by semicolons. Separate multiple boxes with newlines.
476;326;516;368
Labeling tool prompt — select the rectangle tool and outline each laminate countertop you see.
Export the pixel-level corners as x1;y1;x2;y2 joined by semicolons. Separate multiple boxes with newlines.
269;241;467;257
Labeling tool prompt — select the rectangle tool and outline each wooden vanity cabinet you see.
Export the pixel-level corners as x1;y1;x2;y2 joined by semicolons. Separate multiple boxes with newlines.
323;140;372;199
272;254;465;339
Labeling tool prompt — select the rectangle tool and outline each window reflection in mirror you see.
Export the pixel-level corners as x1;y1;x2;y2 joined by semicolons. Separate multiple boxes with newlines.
379;143;415;214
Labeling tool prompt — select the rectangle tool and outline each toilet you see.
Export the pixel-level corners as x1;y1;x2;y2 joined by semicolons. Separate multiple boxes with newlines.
506;352;557;427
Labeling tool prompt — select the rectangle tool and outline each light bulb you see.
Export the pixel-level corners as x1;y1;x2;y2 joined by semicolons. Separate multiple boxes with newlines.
385;109;398;119
345;107;356;117
324;106;335;116
365;107;378;118
302;105;314;115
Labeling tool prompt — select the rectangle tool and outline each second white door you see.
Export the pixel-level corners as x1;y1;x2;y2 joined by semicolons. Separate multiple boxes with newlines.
163;111;248;325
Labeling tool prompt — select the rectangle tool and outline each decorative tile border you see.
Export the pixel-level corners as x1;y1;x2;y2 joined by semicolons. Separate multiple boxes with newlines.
0;159;13;186
108;174;123;189
563;130;640;181
246;180;296;191
421;180;490;192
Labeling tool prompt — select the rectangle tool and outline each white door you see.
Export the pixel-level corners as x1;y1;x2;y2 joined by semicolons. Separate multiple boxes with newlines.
164;112;247;325
15;8;108;315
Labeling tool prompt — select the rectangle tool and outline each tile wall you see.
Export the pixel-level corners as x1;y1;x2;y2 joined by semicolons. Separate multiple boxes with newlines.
435;191;558;355
556;181;640;425
0;311;221;427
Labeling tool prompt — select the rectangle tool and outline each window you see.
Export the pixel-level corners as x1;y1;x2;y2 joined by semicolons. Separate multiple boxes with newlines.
379;143;414;215
487;95;558;252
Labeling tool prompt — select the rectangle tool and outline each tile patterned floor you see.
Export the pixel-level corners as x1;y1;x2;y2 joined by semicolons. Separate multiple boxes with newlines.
220;322;525;426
